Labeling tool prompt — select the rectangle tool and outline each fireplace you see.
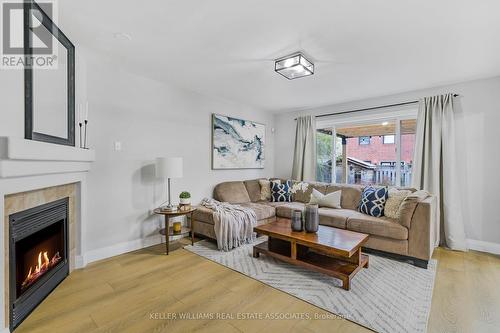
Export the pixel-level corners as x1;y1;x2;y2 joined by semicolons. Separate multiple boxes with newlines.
9;198;69;330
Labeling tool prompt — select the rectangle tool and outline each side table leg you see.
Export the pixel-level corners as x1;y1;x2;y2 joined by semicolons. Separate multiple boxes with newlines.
191;212;195;246
165;216;170;255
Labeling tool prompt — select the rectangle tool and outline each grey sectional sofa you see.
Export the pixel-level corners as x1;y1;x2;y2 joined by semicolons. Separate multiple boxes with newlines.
192;179;437;268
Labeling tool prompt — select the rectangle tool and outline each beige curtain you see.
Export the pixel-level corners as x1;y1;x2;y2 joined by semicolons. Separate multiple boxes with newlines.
412;93;468;251
292;115;317;181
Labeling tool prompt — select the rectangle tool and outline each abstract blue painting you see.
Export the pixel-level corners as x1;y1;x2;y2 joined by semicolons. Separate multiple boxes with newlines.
212;114;265;169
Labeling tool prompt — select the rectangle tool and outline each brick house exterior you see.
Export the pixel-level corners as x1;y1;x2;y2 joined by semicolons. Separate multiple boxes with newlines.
346;134;415;165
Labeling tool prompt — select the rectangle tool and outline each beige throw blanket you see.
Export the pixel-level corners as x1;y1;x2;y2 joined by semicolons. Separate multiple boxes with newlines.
201;198;257;251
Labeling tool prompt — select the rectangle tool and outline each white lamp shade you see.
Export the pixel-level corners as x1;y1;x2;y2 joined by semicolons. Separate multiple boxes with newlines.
156;157;183;178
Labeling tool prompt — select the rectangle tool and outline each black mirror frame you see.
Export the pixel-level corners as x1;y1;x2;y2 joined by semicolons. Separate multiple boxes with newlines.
24;0;75;147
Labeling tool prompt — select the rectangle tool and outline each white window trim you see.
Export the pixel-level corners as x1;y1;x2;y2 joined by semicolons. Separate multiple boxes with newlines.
395;121;401;185
331;127;337;183
316;106;418;130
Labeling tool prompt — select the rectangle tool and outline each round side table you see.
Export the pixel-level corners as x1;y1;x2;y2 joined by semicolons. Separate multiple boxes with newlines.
153;207;197;255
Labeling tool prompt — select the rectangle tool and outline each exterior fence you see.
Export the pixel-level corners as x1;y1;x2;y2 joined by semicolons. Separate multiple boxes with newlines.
316;162;413;187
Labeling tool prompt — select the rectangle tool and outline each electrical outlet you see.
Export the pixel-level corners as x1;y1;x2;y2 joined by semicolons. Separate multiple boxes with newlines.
114;141;122;151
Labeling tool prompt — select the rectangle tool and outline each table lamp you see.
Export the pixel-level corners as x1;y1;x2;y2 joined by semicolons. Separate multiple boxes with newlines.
156;157;183;211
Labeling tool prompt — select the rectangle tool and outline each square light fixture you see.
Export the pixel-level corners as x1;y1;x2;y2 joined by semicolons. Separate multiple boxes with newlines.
275;53;314;80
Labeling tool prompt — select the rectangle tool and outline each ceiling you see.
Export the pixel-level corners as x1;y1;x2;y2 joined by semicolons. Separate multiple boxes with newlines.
58;0;500;112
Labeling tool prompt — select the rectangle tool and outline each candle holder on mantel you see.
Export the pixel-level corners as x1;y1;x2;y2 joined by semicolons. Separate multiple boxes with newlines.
83;119;89;149
78;120;89;149
78;102;90;149
78;122;83;148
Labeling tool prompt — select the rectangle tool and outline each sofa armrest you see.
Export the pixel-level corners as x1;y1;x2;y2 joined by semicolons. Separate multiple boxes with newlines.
408;195;437;260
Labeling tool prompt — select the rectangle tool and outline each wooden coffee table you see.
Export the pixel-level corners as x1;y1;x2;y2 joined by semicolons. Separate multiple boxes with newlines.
253;218;369;290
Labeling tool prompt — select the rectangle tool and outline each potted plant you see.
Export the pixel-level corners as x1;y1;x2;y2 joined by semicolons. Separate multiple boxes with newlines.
179;191;191;205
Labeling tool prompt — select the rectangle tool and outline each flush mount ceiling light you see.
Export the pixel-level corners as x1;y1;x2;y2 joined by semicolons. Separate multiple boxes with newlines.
275;53;314;80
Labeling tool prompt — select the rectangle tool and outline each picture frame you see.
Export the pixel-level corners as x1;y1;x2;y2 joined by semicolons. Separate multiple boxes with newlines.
24;0;75;146
211;114;265;170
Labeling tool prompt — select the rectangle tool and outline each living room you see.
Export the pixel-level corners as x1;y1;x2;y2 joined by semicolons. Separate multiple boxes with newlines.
0;1;499;332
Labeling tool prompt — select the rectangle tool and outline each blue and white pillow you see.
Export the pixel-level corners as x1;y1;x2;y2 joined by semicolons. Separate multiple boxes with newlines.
359;186;388;217
271;180;292;202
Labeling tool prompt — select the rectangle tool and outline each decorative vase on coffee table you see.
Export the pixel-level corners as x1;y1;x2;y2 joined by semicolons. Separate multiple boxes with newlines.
291;210;303;231
305;204;319;233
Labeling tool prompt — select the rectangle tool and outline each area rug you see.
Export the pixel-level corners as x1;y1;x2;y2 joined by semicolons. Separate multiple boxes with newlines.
184;238;437;333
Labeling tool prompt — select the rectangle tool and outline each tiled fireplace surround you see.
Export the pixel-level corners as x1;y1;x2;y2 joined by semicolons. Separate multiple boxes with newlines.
0;137;95;332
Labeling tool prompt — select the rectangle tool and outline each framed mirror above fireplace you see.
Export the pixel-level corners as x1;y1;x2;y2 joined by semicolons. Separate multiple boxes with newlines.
24;0;75;146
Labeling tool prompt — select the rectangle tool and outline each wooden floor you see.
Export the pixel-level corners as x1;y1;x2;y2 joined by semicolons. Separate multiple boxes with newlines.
16;239;500;333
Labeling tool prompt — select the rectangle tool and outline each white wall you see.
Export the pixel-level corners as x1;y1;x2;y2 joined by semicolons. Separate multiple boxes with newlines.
0;48;275;259
84;51;275;253
0;49;88;142
274;76;500;247
0;70;24;137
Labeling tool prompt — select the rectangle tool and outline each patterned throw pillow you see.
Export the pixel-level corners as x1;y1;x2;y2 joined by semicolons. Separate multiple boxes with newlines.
258;179;272;201
384;188;412;219
359;186;388;217
271;180;292;202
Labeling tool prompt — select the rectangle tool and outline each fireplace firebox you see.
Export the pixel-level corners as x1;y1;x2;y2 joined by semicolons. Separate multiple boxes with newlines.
9;198;69;330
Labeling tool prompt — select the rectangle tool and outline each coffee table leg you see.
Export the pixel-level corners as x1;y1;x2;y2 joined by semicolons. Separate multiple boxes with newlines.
342;277;351;291
291;240;297;260
253;247;260;258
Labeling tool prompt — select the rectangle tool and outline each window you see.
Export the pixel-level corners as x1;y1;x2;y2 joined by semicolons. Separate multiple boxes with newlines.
316;129;333;183
316;129;342;183
316;114;417;187
383;135;395;144
399;119;416;186
359;136;370;145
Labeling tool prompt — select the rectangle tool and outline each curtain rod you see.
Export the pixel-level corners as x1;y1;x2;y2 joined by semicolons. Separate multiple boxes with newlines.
294;94;460;120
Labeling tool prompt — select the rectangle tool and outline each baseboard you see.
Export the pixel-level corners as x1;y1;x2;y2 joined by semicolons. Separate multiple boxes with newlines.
81;235;163;266
75;255;85;269
467;239;500;255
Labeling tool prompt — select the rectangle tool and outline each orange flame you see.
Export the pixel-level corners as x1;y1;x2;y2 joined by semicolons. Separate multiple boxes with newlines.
22;251;61;291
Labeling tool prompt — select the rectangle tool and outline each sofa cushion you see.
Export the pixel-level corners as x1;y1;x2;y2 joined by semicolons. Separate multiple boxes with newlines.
326;184;363;210
244;179;264;202
213;181;251;204
347;215;408;240
192;206;215;224
318;208;357;229
239;202;276;220
292;181;328;203
258;201;287;207
359;186;388;217
192;203;275;225
275;202;306;218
